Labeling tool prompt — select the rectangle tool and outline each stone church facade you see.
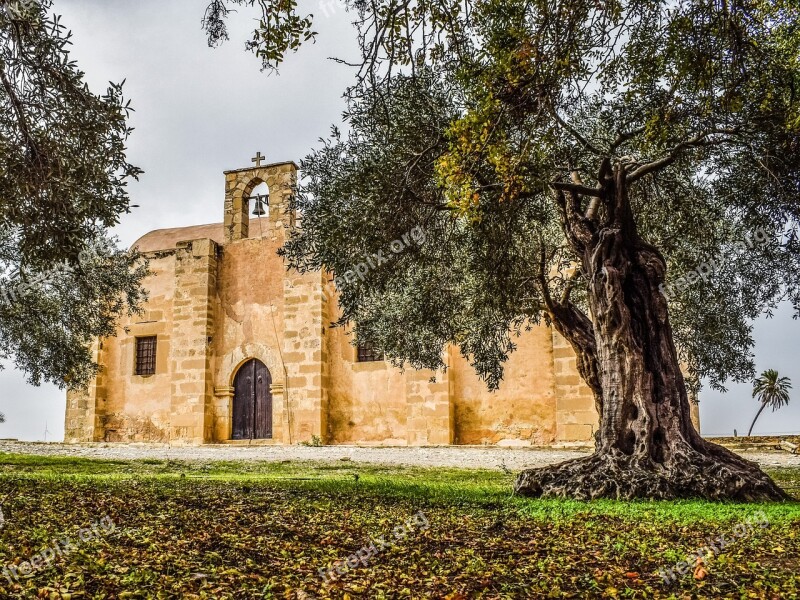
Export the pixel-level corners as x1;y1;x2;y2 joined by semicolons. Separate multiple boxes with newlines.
64;159;637;447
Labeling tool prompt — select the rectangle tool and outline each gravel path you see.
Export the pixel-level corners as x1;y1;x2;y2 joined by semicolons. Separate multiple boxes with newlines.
0;441;797;471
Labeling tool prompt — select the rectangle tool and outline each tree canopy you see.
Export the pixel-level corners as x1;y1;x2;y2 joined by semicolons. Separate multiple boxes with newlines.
207;0;799;500
222;0;800;395
0;0;146;387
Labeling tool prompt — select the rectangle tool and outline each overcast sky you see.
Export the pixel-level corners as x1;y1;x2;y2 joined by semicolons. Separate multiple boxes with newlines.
0;0;798;442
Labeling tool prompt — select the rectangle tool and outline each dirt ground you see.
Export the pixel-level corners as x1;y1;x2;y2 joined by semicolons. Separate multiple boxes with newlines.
0;438;797;470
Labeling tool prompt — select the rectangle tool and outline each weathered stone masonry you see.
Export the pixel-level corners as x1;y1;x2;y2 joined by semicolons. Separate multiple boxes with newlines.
66;159;695;446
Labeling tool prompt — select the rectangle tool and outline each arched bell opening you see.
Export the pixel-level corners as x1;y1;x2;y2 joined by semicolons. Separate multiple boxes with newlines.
247;181;270;218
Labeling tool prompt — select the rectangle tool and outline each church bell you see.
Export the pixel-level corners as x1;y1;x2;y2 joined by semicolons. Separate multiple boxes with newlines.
251;195;268;217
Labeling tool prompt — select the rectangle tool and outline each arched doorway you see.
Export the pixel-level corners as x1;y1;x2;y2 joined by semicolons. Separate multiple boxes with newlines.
232;359;273;440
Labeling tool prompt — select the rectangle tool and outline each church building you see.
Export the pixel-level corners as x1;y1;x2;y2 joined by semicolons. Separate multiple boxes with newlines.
64;157;613;446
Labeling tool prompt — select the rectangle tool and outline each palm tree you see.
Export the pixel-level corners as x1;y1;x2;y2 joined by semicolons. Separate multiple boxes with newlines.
748;370;792;437
0;412;4;424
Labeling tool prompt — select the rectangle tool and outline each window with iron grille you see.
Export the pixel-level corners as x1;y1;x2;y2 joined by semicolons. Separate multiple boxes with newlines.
135;336;157;376
357;340;383;363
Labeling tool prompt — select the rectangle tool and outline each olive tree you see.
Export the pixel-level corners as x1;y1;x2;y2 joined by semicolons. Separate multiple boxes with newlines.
207;0;799;500
1;0;146;387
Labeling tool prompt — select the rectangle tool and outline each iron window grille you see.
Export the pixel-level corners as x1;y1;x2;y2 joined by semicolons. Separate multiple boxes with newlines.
357;340;383;363
135;336;157;376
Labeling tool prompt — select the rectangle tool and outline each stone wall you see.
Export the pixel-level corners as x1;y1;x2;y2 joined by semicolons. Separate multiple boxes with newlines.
405;365;453;445
64;341;105;442
324;289;564;447
212;235;287;443
283;268;328;443
65;251;177;443
168;238;218;444
325;319;409;445
449;327;559;446
65;160;665;447
552;330;599;443
323;279;454;446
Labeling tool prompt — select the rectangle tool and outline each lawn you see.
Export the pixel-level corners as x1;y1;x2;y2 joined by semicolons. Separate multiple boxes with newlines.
0;453;798;599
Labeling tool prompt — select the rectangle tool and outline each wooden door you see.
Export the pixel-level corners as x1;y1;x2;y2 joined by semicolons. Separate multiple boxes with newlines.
232;359;273;440
253;359;272;439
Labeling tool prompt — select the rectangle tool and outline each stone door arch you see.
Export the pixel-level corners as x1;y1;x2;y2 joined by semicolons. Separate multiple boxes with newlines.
215;344;286;443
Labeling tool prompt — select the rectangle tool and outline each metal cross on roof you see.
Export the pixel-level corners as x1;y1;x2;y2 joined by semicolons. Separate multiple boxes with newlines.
251;152;265;168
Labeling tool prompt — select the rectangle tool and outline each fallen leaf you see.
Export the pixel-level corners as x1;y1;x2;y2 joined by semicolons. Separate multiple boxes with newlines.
693;557;708;581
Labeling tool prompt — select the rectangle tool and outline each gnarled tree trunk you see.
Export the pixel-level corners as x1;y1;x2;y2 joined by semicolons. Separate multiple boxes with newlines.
516;163;788;501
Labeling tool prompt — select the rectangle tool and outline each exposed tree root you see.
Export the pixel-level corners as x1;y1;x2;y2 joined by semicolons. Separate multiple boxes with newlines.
514;442;791;501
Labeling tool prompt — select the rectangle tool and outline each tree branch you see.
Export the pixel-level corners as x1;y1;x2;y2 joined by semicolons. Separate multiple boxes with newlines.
560;267;582;304
534;255;602;408
551;181;603;197
0;58;36;153
627;129;739;183
552;109;604;156
609;126;645;154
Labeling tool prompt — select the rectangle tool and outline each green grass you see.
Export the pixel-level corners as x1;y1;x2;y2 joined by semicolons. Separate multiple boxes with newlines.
0;452;798;598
